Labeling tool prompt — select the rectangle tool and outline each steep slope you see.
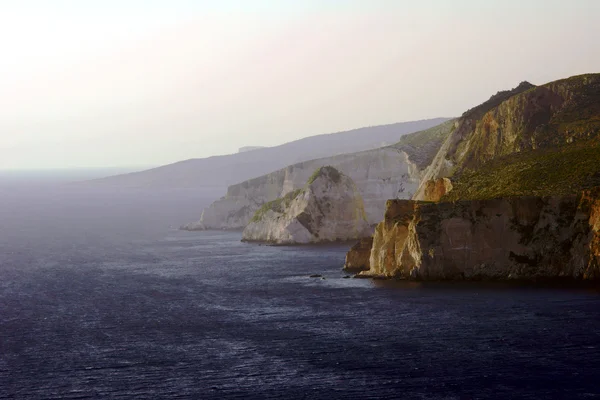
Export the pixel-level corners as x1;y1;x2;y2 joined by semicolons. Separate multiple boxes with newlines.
359;192;600;281
242;167;372;244
350;73;600;282
86;118;449;189
182;147;419;230
445;143;600;201
343;237;373;272
415;74;600;200
392;119;457;170
183;120;456;230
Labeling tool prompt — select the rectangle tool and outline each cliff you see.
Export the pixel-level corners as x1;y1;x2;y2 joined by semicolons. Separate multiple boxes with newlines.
347;73;600;282
242;167;372;244
358;190;600;281
183;148;420;230
421;178;453;202
415;74;600;200
343;237;373;273
183;120;456;231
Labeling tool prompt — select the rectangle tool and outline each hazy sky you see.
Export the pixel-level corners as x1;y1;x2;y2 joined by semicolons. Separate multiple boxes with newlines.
1;0;599;169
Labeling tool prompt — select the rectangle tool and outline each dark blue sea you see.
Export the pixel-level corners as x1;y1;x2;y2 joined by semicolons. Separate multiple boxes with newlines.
1;177;600;399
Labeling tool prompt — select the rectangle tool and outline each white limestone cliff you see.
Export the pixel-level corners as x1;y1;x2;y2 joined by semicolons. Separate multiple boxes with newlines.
241;167;372;244
182;148;421;230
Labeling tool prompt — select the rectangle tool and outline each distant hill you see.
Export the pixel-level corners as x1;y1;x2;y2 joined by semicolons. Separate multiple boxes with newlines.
85;118;450;189
238;146;266;153
0;167;148;187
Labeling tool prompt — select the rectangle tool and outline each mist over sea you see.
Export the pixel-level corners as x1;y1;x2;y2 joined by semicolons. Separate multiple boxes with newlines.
1;171;600;399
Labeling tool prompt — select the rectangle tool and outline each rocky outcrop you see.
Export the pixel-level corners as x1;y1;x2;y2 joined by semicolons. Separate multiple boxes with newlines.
360;188;600;281
582;189;600;273
421;178;453;202
184;148;421;230
242;167;372;244
343;237;373;272
363;200;420;278
412;122;458;200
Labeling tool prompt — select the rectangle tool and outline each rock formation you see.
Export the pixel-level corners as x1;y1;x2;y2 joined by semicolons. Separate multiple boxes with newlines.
183;120;456;231
183;148;421;230
421;178;453;202
347;73;600;282
343;237;373;272
359;189;600;281
242;167;372;244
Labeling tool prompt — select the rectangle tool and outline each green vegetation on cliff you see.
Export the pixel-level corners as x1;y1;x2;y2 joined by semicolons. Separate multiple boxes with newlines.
444;142;600;201
455;73;600;171
392;119;456;169
461;81;535;120
307;166;342;185
250;166;345;223
396;119;456;147
437;73;600;201
250;189;303;222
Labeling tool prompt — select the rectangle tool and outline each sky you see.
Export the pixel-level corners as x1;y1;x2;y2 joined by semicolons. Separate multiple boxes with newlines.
1;0;599;169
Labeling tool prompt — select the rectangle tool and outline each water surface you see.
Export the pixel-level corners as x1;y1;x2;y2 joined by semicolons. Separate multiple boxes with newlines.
1;184;599;399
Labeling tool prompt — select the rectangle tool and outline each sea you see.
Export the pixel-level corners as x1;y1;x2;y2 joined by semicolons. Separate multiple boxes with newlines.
1;171;599;399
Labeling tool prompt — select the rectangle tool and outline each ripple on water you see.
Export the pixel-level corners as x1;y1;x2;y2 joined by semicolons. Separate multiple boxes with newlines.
1;226;600;399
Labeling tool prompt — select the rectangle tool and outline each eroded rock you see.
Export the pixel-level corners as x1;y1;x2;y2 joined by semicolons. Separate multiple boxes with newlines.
184;148;421;230
358;189;600;281
343;237;374;272
242;167;373;244
421;178;453;202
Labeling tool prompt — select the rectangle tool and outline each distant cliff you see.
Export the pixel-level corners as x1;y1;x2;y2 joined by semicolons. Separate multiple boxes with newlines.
183;121;456;231
182;148;420;230
353;191;600;281
239;146;266;153
242;167;372;244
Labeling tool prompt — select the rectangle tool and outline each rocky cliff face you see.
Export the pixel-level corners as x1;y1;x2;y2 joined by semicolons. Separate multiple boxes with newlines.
183;119;457;232
415;74;600;200
361;189;600;281
183;148;421;230
242;167;372;244
343;237;373;272
456;74;600;170
421;178;453;202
